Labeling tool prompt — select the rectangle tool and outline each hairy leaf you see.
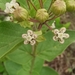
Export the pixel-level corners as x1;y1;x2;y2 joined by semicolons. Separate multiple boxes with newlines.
0;22;27;59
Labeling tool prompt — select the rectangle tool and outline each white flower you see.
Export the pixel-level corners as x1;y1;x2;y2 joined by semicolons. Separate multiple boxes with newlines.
22;30;37;45
4;0;19;14
51;21;55;29
53;27;69;44
30;40;36;45
4;16;13;21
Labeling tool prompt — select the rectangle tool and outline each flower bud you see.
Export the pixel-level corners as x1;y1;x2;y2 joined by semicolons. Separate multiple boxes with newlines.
36;9;49;23
50;0;66;15
65;0;75;12
13;6;29;22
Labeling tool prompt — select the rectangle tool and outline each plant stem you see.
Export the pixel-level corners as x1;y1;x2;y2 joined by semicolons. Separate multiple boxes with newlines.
26;0;30;9
29;0;37;11
47;15;56;22
47;0;55;12
45;23;52;30
39;0;43;8
38;23;43;30
29;45;36;75
29;18;39;23
48;14;61;22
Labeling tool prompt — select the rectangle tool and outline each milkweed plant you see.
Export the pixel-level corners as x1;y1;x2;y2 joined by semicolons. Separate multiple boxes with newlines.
0;0;75;75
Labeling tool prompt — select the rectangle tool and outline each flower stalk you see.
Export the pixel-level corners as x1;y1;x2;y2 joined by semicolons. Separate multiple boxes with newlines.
39;0;43;8
29;44;37;75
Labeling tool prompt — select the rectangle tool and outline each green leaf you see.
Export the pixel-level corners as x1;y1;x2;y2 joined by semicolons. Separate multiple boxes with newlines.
43;0;52;10
29;0;40;17
17;58;44;75
36;35;46;42
0;3;5;10
3;72;8;75
0;21;27;59
34;30;42;36
0;63;4;72
36;31;75;61
4;59;44;75
7;44;32;65
0;0;10;10
63;22;70;28
55;18;62;28
4;60;22;75
40;67;58;75
55;18;70;28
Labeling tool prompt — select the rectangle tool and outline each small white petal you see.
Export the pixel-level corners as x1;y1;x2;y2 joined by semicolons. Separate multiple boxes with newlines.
51;21;55;29
53;36;58;41
30;40;36;45
22;34;27;38
24;40;29;44
4;9;10;13
6;2;10;6
4;16;13;21
59;39;64;44
63;33;69;38
11;3;19;9
51;24;55;29
9;9;15;13
53;29;59;34
32;34;37;39
60;27;66;33
4;3;10;13
4;0;19;14
27;30;33;36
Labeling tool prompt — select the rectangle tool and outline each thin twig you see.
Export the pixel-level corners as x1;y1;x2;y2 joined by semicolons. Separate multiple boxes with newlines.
47;0;55;12
29;18;39;23
26;0;30;9
47;15;56;22
39;0;43;8
29;0;37;11
47;14;61;22
45;23;52;30
49;13;54;17
38;23;43;30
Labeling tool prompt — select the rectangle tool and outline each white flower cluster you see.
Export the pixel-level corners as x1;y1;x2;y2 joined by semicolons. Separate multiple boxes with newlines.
4;0;19;14
53;27;69;44
4;16;13;21
22;30;37;45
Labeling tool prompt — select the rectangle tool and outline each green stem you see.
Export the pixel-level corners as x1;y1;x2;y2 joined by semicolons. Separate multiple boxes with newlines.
29;18;39;23
29;45;36;75
26;0;30;9
45;23;52;30
47;15;56;22
29;0;37;11
48;14;61;22
47;0;55;12
39;0;43;8
38;23;43;31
